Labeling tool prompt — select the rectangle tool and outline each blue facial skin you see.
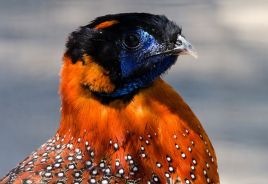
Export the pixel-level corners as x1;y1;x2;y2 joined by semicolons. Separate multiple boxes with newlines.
100;29;177;98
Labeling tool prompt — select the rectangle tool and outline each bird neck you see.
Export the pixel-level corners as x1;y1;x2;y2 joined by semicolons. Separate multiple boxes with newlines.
56;56;169;158
57;55;205;161
57;76;165;158
56;60;219;183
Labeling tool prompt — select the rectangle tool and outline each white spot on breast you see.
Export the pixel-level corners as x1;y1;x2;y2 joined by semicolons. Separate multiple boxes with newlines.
90;178;96;183
58;172;64;177
118;168;124;175
75;148;81;153
166;156;172;162
68;164;75;169
127;155;132;160
92;169;98;175
192;159;197;165
101;179;108;184
55;155;61;159
190;173;196;180
168;166;174;172
56;144;61;149
42;153;48;157
76;155;82;160
165;172;170;178
141;153;146;158
99;162;105;168
44;172;52;177
86;160;92;167
41;158;47;162
54;163;61;168
156;162;162;168
132;166;138;172
188;147;192;152
113;143;119;150
105;168;111;174
25;180;33;184
181;152;186;159
46;166;52;171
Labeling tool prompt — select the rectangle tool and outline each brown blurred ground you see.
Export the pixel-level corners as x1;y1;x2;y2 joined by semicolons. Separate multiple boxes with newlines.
0;0;267;183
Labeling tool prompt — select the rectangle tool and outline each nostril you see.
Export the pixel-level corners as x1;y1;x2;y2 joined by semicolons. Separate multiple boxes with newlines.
175;35;185;46
176;39;182;45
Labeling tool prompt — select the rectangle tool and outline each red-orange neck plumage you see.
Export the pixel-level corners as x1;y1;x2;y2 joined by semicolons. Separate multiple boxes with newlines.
56;56;219;183
0;56;219;184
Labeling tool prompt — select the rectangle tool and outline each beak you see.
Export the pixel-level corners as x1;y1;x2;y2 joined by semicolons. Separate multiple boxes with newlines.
146;35;198;59
172;35;198;58
153;35;198;59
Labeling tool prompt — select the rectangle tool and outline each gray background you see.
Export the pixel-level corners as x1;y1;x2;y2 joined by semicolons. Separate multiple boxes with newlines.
0;0;267;183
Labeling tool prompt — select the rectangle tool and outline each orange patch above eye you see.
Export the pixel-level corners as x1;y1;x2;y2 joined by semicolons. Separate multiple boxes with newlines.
94;20;119;30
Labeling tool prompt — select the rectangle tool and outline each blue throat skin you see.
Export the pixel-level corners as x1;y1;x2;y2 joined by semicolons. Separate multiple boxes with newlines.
97;55;177;98
96;29;178;98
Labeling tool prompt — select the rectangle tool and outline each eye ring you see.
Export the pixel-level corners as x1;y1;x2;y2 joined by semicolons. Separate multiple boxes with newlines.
122;32;141;50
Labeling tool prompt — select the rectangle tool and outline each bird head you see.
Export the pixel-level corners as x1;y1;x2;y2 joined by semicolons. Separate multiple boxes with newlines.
64;13;196;100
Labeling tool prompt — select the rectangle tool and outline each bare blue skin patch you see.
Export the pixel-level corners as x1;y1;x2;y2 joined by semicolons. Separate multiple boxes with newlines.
98;29;177;98
120;29;162;78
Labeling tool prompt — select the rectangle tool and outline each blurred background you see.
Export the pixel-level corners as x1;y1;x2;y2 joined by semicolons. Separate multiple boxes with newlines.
0;0;267;183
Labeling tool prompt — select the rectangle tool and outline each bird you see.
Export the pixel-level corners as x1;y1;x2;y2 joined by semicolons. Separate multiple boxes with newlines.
0;13;219;184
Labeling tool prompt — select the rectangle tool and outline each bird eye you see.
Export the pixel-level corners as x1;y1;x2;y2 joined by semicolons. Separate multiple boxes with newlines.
122;33;141;49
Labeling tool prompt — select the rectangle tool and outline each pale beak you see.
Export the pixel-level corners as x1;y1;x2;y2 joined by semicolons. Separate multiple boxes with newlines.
146;35;198;59
171;35;198;58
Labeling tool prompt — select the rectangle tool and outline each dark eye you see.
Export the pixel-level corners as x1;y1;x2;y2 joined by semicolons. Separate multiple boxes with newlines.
122;33;141;49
